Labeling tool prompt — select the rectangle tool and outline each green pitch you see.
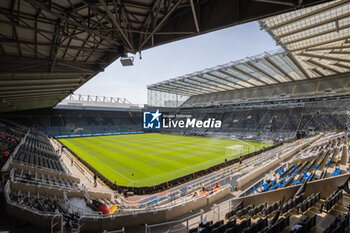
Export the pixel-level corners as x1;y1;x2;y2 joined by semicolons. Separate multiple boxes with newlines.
59;133;268;187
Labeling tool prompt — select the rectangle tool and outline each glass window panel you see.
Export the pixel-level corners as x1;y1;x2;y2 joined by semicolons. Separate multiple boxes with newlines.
147;89;189;107
254;60;288;82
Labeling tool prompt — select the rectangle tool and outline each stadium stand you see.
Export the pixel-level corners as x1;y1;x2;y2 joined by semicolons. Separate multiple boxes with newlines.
166;106;303;140
1;108;350;232
320;189;343;213
2;107;142;137
2;93;350;144
206;178;350;233
2;121;348;233
2;94;350;233
0;121;122;232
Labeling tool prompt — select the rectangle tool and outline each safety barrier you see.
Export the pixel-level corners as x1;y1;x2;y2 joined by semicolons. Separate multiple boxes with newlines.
55;131;143;139
51;213;63;233
145;209;204;233
103;228;125;233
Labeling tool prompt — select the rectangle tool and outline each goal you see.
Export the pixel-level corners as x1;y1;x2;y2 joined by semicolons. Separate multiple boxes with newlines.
225;145;243;158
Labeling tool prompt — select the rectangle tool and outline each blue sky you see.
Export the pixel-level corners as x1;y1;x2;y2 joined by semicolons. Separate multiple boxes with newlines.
75;21;280;104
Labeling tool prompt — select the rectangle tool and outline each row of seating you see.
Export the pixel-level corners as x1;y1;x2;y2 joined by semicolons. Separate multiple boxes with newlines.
281;195;303;214
9;190;59;214
0;122;23;168
13;149;65;172
323;213;350;233
271;136;345;191
262;216;289;233
214;191;348;233
189;218;252;233
13;168;79;190
262;200;282;216
8;189;82;231
26;133;55;153
320;189;343;213
20;139;58;159
13;141;65;172
225;200;281;220
0;134;20;151
290;215;317;233
242;218;268;233
235;204;254;218
296;192;320;214
247;202;266;217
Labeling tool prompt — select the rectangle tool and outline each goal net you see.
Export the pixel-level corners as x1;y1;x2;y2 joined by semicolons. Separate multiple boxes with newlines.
225;145;243;158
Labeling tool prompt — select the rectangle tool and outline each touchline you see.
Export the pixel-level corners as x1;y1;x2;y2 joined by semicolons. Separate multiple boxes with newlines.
162;118;222;128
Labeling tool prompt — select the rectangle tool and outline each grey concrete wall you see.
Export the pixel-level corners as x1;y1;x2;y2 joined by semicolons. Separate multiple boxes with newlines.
5;180;232;231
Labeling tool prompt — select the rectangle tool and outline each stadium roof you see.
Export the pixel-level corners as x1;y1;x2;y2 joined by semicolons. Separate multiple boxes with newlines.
0;0;329;112
148;49;308;95
148;0;350;96
55;94;141;111
261;0;350;78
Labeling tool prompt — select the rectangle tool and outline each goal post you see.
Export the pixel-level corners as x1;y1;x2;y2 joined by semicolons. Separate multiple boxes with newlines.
225;145;243;158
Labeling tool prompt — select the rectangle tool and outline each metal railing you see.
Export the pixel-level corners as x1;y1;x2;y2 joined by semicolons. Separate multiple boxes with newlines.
12;176;79;191
1;172;10;186
121;172;238;210
103;228;125;233
145;209;204;233
212;199;233;222
63;192;103;217
4;181;59;220
51;213;63;233
11;159;67;175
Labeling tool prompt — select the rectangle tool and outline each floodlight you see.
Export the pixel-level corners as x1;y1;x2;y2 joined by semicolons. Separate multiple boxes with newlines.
120;56;134;66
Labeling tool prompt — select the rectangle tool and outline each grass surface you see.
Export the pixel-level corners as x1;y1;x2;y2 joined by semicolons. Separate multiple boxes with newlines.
59;133;268;187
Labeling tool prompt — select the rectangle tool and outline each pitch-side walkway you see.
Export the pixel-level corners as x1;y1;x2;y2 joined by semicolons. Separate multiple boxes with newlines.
50;139;116;199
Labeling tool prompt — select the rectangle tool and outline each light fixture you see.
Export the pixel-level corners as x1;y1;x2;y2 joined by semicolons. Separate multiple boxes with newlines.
120;56;134;66
118;46;134;66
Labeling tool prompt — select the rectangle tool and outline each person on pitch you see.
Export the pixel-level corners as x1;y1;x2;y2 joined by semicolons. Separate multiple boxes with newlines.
94;173;97;187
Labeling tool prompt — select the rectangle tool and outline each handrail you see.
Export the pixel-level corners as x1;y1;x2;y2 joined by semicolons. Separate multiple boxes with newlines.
2;172;10;186
12;177;80;191
63;192;102;216
11;159;68;175
51;213;63;233
4;181;58;216
103;228;125;233
145;209;204;233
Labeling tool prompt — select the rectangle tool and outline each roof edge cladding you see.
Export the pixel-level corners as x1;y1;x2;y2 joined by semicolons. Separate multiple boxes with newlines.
180;72;350;108
149;0;350;97
259;0;350;84
148;49;311;96
0;0;329;112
